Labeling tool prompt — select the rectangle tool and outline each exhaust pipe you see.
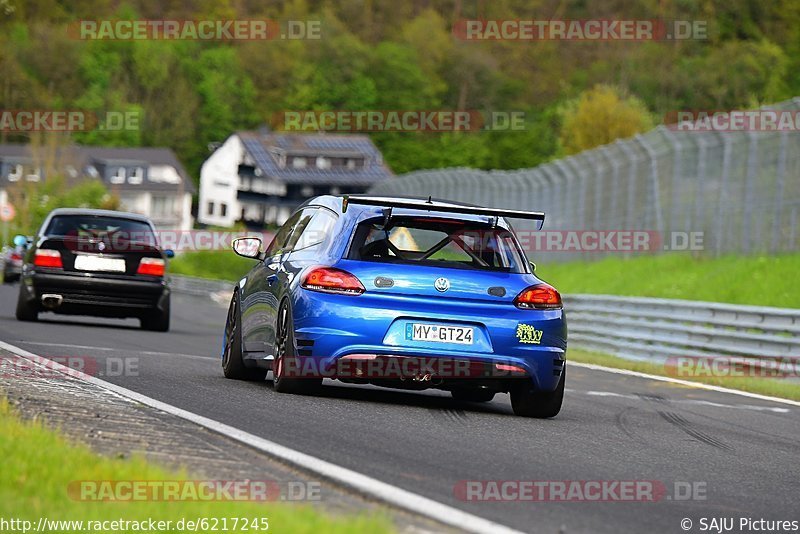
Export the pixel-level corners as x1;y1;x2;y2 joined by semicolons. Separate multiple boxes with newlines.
41;294;63;309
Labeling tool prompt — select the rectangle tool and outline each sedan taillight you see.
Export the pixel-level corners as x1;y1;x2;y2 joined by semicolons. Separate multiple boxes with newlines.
137;257;165;277
301;267;365;295
34;249;63;269
513;284;562;309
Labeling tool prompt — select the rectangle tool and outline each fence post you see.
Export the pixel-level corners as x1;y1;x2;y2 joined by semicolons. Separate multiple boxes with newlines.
540;164;561;230
635;134;663;235
617;141;638;232
693;135;708;235
743;132;759;254
659;127;682;233
553;159;574;228
566;155;588;232
605;143;623;228
714;132;732;256
596;147;612;230
770;130;788;254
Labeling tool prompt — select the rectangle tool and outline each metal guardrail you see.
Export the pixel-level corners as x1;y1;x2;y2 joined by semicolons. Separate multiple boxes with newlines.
565;294;800;365
169;274;234;297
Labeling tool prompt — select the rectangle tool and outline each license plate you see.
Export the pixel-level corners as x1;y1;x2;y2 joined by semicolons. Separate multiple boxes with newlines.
409;323;474;345
74;255;125;273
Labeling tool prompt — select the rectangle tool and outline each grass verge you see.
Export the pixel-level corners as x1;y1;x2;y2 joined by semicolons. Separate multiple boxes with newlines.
0;398;391;533
169;250;255;282
172;251;800;309
569;348;800;401
539;253;800;308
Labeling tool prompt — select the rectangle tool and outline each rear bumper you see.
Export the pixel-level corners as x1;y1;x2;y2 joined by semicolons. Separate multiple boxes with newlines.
290;288;567;391
21;269;169;318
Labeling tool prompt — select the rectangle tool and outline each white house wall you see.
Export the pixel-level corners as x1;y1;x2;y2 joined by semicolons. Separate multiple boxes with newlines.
198;135;242;227
180;192;193;231
119;191;193;232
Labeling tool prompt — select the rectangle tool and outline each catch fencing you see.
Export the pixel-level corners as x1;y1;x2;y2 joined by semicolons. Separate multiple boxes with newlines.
369;98;800;262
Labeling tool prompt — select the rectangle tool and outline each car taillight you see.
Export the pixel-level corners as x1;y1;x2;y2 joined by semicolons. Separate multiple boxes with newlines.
34;249;63;268
301;267;365;296
495;363;528;375
10;252;22;261
137;257;165;277
514;283;562;309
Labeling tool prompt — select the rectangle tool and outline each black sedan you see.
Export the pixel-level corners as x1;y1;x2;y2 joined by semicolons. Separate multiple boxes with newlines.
15;208;173;331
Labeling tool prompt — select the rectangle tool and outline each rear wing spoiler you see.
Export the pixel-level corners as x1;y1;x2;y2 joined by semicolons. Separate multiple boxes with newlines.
342;195;545;227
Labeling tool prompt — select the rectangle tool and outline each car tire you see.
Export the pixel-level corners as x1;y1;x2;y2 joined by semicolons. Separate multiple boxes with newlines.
510;368;565;418
222;292;267;381
15;286;38;322
141;296;170;332
273;299;321;394
451;389;496;402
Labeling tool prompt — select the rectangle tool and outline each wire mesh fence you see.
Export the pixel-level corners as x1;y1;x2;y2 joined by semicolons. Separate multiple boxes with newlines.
369;98;800;262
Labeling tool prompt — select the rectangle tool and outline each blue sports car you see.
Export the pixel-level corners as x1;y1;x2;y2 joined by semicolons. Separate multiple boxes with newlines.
222;195;567;418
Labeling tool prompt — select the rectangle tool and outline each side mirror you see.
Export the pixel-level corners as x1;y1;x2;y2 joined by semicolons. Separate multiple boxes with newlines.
164;249;175;259
13;235;27;247
528;260;537;273
232;237;263;259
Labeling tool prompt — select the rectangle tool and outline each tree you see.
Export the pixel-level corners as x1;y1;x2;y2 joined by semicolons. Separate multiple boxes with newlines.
558;85;654;155
182;46;259;165
676;40;789;109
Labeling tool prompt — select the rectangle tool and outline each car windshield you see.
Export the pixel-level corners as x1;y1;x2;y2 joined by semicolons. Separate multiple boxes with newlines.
349;217;527;273
44;215;156;244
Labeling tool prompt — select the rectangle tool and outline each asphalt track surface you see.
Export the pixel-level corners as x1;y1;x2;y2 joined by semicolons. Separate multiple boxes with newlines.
1;283;798;533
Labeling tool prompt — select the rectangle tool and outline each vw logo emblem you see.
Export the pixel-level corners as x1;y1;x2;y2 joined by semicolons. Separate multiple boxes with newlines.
434;277;450;292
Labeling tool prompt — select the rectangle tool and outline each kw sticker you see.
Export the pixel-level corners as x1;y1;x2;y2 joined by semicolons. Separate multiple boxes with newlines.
516;324;543;344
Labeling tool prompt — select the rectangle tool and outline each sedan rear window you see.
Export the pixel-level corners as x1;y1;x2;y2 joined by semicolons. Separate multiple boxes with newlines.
348;217;527;273
44;215;156;244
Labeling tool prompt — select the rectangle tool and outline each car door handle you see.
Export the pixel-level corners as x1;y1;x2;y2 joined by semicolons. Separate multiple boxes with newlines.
266;274;278;286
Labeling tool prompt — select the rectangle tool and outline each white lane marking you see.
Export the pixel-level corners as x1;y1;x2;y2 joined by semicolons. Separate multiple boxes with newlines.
0;339;522;534
575;390;789;413
18;341;216;361
570;362;800;407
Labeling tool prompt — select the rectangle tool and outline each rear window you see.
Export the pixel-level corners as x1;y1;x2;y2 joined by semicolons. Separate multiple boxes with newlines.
348;218;527;273
44;214;156;244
